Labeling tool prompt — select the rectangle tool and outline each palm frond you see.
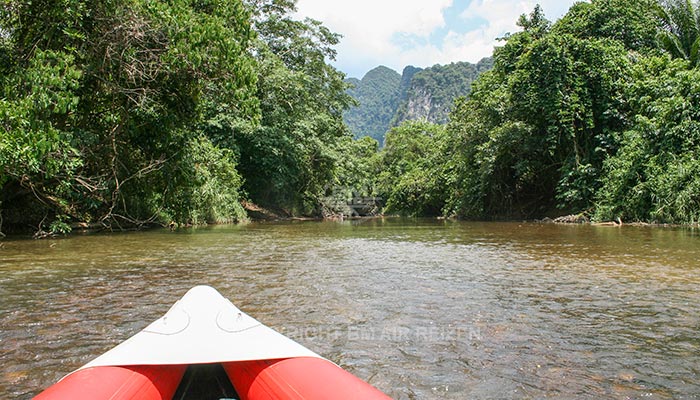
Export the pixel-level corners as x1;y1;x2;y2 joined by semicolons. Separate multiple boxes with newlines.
690;35;700;66
656;0;700;67
658;31;688;59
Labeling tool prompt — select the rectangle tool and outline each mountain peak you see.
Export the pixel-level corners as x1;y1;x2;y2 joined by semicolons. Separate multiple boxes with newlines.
344;57;493;144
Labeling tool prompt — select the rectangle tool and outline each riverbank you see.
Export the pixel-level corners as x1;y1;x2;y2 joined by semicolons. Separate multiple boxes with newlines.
2;205;696;240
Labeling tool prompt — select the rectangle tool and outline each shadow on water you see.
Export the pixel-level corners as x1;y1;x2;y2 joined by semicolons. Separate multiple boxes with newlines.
1;219;699;398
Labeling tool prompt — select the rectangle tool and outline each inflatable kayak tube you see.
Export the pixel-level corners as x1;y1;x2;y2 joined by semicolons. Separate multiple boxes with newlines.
35;285;391;400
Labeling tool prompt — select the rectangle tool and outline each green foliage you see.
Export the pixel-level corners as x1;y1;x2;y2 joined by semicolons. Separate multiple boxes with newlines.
446;0;680;218
655;0;700;67
377;121;448;216
49;215;71;235
554;0;659;51
333;135;380;198
6;0;700;231
235;0;354;215
0;49;82;185
446;88;543;218
514;35;631;210
0;0;361;234
0;49;83;224
376;0;697;224
322;135;381;216
396;66;424;105
447;4;634;218
441;0;699;224
1;0;259;231
161;136;247;224
595;56;700;223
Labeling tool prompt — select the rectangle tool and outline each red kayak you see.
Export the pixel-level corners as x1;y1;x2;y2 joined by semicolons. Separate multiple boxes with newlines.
36;285;391;399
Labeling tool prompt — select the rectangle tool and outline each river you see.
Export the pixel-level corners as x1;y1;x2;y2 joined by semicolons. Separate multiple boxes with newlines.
1;219;699;399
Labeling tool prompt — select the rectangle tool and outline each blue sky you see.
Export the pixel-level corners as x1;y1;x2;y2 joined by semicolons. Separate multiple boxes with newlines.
295;0;581;79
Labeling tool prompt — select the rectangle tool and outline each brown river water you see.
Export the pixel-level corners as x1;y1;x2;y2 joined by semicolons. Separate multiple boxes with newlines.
1;219;699;399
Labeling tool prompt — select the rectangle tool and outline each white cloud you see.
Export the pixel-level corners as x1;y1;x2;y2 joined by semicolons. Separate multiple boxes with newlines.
295;0;579;78
433;0;577;64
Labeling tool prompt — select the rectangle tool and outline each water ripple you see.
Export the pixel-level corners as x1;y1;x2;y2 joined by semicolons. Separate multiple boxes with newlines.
1;220;699;399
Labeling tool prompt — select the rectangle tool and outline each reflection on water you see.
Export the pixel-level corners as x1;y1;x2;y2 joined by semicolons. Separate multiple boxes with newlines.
1;220;699;399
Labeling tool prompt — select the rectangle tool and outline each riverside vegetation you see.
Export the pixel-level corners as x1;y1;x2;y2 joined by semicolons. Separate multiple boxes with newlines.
1;0;700;236
353;0;700;224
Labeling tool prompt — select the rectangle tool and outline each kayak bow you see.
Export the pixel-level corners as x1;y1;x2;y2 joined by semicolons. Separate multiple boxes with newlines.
36;285;391;400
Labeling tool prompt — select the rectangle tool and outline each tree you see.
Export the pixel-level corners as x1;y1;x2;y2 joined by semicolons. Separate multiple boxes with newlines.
554;0;659;51
595;55;700;223
377;121;449;216
321;135;381;217
234;0;354;215
655;0;700;66
0;0;258;232
446;3;638;219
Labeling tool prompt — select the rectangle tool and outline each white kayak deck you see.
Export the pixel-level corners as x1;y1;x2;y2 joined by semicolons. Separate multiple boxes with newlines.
80;285;321;370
